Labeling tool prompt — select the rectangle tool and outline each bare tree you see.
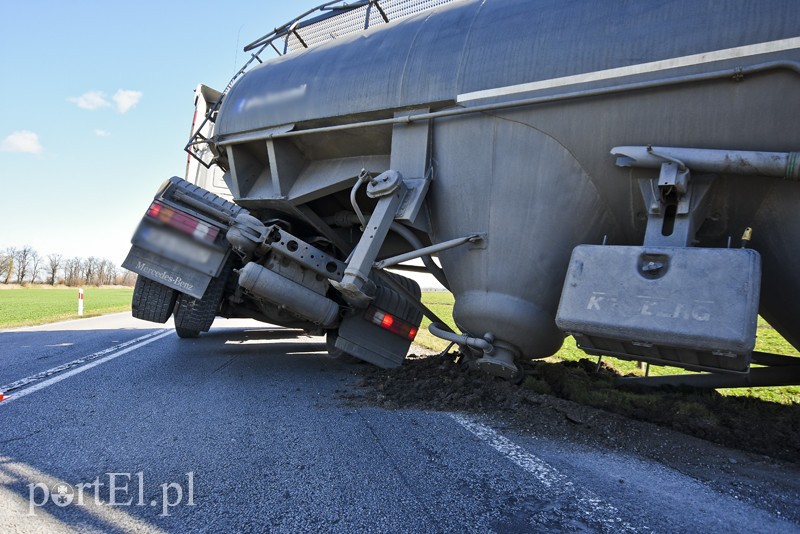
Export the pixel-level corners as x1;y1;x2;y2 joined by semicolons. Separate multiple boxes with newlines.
96;258;108;287
29;250;42;284
117;270;136;287
64;257;83;287
101;260;118;286
46;253;63;285
14;245;33;284
82;257;98;286
0;250;14;284
0;247;17;284
1;249;122;287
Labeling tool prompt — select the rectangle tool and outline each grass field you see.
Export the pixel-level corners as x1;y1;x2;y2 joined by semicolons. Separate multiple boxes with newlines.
0;286;134;328
418;290;800;404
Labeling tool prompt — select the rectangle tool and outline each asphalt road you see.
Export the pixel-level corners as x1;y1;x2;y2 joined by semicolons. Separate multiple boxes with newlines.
1;313;798;533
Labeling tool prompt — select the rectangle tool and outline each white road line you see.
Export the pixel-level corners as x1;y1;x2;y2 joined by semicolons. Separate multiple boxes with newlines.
457;36;800;102
0;330;172;405
1;330;169;392
450;413;636;532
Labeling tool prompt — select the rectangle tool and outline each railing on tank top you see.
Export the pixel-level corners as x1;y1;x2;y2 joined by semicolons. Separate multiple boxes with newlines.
186;0;457;169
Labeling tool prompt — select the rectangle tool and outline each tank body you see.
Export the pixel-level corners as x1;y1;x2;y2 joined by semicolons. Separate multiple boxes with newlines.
214;0;800;357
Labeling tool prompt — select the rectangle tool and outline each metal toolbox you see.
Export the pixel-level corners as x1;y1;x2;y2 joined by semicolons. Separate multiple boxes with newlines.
556;245;761;373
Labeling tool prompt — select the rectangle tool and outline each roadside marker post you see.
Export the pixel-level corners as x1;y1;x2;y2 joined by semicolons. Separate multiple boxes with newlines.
78;288;84;316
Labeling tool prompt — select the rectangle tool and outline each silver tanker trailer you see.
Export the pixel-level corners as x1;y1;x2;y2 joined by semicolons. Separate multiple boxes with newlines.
124;0;800;388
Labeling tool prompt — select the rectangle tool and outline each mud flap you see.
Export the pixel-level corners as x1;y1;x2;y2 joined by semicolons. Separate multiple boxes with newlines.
123;246;211;300
335;273;423;368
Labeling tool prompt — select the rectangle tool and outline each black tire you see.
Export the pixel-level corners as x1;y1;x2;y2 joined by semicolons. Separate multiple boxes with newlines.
326;331;361;363
169;177;244;217
175;326;201;339
173;258;232;334
131;276;177;323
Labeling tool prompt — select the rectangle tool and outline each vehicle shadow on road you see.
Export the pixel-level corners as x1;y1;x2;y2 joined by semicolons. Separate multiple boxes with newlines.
162;326;333;372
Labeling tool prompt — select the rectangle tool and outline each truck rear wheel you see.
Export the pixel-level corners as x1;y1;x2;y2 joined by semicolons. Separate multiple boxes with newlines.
132;276;177;324
173;258;232;336
175;326;201;339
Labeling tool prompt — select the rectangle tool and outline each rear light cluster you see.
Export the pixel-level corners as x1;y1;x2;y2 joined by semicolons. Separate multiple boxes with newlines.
365;306;418;340
146;201;219;244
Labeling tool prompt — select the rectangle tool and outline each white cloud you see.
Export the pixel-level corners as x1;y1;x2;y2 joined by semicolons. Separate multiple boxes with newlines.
1;130;43;154
95;129;111;137
68;90;111;110
113;89;142;113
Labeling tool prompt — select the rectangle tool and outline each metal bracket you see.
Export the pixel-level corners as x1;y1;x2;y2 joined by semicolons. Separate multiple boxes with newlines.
266;227;345;281
638;163;714;247
656;161;690;210
389;108;433;231
225;212;346;281
395;176;431;223
367;170;404;198
468;232;488;250
611;143;800;246
331;171;410;306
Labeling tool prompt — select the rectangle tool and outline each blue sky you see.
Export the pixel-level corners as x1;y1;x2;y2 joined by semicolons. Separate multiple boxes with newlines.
0;1;321;266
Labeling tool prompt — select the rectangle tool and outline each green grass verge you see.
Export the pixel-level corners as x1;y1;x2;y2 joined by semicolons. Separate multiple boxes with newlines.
0;287;134;328
417;291;456;352
417;291;800;404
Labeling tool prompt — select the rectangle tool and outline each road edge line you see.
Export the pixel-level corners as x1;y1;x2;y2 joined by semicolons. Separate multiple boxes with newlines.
1;330;173;405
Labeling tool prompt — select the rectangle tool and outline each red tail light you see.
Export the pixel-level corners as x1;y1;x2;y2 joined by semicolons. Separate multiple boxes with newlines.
366;306;418;341
145;201;219;244
146;202;162;218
